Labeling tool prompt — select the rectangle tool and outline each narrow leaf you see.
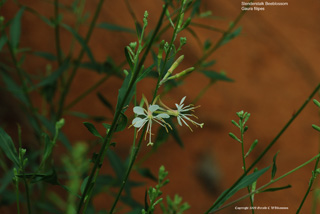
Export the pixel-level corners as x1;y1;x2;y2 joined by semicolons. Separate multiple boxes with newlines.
229;132;241;143
97;92;114;113
0;128;20;167
115;71;136;113
219;27;242;47
137;168;157;182
167;119;184;148
125;47;134;69
313;99;320;108
10;7;25;48
231;120;240;128
245;139;258;158
261;185;291;193
312;124;320;132
97;22;135;33
32;59;69;89
107;150;125;179
0;35;8;51
137;64;156;82
1;72;28;105
83;122;102;139
33;51;57;61
201;70;234;82
211;166;270;211
115;112;128;132
271;151;280;180
62;23;96;63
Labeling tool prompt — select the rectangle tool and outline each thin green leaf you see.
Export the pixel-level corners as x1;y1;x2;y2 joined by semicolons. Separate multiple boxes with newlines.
137;168;157;182
271;151;280;180
260;185;291;193
0;127;20;167
312;124;320;132
1;72;28;105
106;150;125;180
9;7;25;49
32;59;69;90
137;64;155;82
229;132;241;143
245;139;258;158
211;166;270;211
135;21;142;38
201;70;234;82
243;113;250;124
37;115;72;151
18;169;60;185
97;92;114;113
0;35;8;51
231;120;240;128
33;51;57;61
153;126;170;150
167;119;184;148
201;60;216;68
219;27;242;47
115;112;128;132
115;71;136;113
62;23;96;63
68;111;107;122
97;22;135;33
191;0;202;17
0;169;14;194
313;99;320;108
80;176;89;195
83;122;102;139
125;47;134;69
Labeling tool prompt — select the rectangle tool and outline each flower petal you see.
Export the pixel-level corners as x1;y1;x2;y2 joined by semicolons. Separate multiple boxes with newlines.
180;96;186;105
149;104;159;112
132;117;146;128
156;113;170;119
133;106;146;115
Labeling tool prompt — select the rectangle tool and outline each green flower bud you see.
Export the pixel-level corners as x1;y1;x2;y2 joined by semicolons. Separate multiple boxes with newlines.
56;118;65;130
143;11;148;25
180;37;187;46
129;42;137;50
168;67;194;80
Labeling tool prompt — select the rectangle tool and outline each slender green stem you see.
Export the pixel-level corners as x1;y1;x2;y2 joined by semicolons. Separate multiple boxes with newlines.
65;74;110;110
195;0;253;68
192;81;215;104
239;116;254;214
22;172;31;214
56;0;106;120
54;0;62;65
76;5;168;212
67;0;87;59
190;22;225;33
109;126;147;213
205;83;320;214
296;154;320;213
153;1;186;102
15;177;20;214
213;153;320;213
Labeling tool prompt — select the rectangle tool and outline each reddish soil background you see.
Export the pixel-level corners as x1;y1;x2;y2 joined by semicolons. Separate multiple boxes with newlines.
1;0;320;213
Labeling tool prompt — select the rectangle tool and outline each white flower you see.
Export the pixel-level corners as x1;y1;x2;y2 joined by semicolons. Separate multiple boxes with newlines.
174;96;204;131
132;104;170;146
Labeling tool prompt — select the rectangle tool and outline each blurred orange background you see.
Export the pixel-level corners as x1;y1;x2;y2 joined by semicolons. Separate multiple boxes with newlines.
1;0;320;213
